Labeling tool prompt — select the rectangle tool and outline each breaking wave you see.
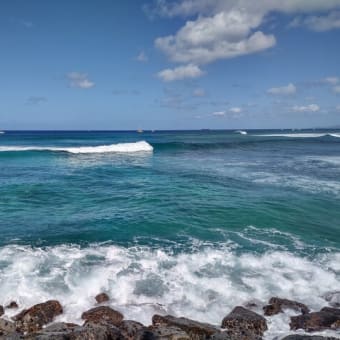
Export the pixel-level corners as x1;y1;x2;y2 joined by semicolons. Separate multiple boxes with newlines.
0;141;153;154
0;242;339;339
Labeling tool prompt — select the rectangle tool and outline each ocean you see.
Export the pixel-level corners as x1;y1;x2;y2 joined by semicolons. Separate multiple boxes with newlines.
0;130;340;338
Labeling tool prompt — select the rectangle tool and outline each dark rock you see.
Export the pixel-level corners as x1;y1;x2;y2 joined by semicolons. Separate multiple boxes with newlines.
0;306;3;317
211;330;262;340
290;307;340;331
95;293;110;304
6;301;19;309
221;306;267;337
13;300;63;333
152;314;218;339
263;297;309;316
281;336;339;340
119;320;145;340
0;318;17;336
320;307;340;316
145;325;190;339
25;322;78;340
69;322;123;340
81;306;124;326
30;321;122;340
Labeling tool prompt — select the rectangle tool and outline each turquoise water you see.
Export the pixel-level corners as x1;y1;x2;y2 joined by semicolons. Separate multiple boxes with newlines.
0;130;340;338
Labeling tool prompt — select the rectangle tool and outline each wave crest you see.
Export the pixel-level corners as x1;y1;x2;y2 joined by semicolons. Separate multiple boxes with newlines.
0;141;153;154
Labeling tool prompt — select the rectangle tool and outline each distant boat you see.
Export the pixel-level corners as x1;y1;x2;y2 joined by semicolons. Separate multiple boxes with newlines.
235;130;247;135
137;129;143;133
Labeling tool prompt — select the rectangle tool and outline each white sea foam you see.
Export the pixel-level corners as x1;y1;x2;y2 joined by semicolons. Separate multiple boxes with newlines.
254;133;340;138
252;172;340;197
0;243;339;339
235;130;247;135
0;141;153;154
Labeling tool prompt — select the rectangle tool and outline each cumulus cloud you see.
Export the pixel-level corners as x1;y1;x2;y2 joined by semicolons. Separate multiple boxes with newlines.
67;72;95;89
155;11;275;65
152;0;340;68
157;64;204;81
290;11;340;31
229;107;242;113
292;104;320;112
267;83;296;95
136;51;148;62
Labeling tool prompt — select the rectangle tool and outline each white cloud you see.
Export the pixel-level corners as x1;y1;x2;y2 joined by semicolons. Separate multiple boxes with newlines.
148;1;340;19
136;51;148;62
193;88;205;97
67;72;95;89
322;76;339;85
211;111;225;116
292;104;320;112
155;11;275;65
267;83;296;95
333;85;340;93
291;11;340;31
229;107;242;113
157;64;204;81
152;1;340;67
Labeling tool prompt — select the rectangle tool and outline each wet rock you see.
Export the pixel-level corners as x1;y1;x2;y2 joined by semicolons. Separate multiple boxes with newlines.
320;307;340;315
0;306;3;317
290;307;340;331
81;306;124;326
281;336;339;340
145;325;190;339
95;293;110;304
323;291;340;307
13;300;63;333
0;318;16;336
152;314;218;339
211;329;262;340
69;322;122;340
119;320;145;340
263;297;309;316
6;301;19;309
30;321;122;340
26;322;78;340
221;306;267;337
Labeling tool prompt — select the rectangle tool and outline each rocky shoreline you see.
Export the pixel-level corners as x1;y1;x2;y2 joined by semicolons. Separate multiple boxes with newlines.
0;294;339;339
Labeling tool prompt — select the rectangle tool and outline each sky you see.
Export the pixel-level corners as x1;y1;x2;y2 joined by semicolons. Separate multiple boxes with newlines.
1;0;340;130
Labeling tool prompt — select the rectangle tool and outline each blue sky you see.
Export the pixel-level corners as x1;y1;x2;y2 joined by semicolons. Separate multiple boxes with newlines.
1;0;340;130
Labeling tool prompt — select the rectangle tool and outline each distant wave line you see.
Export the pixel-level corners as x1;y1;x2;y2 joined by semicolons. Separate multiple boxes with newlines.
254;133;340;138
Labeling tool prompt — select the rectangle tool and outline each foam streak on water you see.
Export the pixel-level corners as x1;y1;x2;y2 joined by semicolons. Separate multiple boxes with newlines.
0;243;339;339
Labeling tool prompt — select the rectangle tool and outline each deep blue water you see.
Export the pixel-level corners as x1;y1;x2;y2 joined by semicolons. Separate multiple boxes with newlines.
0;130;339;336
